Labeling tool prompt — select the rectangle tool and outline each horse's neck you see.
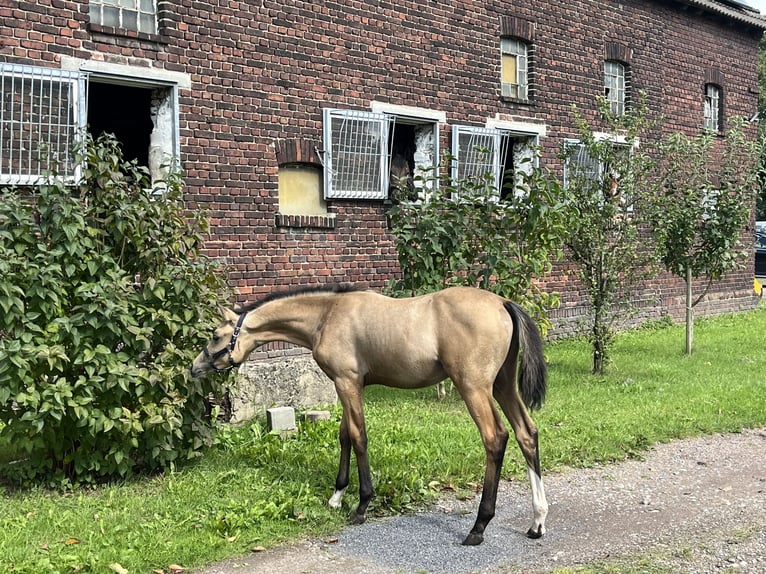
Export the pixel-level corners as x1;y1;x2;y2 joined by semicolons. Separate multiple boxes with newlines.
245;295;330;348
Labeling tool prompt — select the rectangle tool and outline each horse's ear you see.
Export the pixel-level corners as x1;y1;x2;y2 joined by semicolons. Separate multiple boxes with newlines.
220;306;239;323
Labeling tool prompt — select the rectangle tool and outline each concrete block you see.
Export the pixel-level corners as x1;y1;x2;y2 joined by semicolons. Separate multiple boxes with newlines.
301;410;331;423
267;406;296;432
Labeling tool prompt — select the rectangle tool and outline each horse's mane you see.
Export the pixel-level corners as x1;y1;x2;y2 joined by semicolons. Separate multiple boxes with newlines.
235;284;357;313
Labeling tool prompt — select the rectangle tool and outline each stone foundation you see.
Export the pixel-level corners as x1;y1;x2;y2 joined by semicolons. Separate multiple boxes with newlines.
229;354;337;423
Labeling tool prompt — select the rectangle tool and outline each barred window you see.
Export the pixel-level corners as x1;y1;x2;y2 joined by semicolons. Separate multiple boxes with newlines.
501;38;529;100
89;0;158;35
604;61;626;116
322;109;393;200
704;84;722;132
0;63;87;185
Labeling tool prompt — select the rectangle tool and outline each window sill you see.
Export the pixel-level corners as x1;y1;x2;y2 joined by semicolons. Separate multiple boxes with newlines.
275;213;337;229
87;23;165;44
500;95;535;106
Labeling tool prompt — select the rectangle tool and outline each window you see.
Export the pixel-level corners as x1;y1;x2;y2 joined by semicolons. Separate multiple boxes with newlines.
0;62;180;186
704;84;722;132
564;136;634;208
452;125;538;201
501;38;528;100
89;0;158;35
604;61;626;116
322;107;440;200
0;63;87;185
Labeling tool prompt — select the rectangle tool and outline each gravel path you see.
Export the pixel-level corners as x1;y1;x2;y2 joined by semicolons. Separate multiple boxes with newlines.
199;428;766;574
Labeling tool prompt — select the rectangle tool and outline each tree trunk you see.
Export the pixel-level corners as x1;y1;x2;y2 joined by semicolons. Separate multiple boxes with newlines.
685;265;693;355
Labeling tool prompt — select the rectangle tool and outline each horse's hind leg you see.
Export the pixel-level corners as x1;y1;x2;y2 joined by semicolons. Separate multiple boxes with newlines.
459;386;509;546
494;366;548;539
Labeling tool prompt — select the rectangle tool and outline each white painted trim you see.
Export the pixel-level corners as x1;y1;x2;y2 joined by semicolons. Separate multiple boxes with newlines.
370;101;446;123
485;117;547;137
60;56;192;89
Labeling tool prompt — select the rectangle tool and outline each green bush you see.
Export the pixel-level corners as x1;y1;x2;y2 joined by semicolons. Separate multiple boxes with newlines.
0;134;230;485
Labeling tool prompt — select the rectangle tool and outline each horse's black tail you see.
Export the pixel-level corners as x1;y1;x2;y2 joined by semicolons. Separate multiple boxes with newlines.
504;301;547;411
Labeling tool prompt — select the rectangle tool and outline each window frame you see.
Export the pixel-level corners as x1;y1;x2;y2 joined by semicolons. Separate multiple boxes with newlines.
563;134;637;210
604;60;626;117
451;124;541;202
0;63;88;185
322;107;441;201
89;0;158;36
703;83;722;132
500;38;529;101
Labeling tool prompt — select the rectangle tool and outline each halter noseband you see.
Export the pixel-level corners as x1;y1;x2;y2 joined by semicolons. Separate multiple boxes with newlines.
203;312;246;372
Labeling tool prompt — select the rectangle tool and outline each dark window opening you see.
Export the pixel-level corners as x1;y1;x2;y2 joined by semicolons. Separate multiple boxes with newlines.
87;82;153;167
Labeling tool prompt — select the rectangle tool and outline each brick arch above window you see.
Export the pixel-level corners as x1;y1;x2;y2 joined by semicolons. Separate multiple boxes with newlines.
704;66;724;87
604;41;632;64
500;15;535;41
275;138;322;167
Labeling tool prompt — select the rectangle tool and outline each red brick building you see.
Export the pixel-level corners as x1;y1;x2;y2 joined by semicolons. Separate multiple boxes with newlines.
2;0;764;344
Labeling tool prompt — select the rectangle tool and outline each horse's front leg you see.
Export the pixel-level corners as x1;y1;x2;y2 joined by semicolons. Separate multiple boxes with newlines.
331;377;373;525
329;413;351;510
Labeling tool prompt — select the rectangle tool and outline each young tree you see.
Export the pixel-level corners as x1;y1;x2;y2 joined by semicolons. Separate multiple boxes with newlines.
642;118;761;354
561;97;657;373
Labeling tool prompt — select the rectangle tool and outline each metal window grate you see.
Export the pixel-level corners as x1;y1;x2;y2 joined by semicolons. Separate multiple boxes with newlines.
0;64;87;185
89;0;158;35
453;126;510;191
323;109;391;199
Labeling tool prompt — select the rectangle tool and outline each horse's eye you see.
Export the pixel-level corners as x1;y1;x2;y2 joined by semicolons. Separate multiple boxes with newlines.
212;334;221;343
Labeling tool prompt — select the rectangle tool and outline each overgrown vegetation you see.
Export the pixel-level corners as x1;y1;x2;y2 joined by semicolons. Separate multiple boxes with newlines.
387;155;568;330
1;305;764;572
0;134;230;485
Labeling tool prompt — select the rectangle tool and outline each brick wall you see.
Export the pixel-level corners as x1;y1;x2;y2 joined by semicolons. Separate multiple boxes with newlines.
3;0;762;355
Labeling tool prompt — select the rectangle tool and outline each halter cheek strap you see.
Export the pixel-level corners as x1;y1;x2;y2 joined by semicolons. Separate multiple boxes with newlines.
204;312;247;372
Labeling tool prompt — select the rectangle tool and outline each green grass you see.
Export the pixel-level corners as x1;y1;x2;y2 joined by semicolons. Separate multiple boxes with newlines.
1;304;765;573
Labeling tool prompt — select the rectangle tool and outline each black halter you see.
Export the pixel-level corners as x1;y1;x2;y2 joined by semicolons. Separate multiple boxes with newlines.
202;312;246;373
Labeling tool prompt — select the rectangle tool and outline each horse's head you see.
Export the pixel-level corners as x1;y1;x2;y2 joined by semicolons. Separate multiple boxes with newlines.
191;307;247;377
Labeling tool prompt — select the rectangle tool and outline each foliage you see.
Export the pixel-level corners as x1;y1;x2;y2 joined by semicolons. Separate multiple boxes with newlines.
387;154;568;331
560;96;657;373
641;116;762;354
1;303;764;571
757;32;766;221
0;133;230;485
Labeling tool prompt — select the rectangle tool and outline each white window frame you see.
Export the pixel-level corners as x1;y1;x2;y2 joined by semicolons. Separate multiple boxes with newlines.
704;84;721;132
501;38;528;100
89;0;158;35
0;63;87;185
604;61;626;116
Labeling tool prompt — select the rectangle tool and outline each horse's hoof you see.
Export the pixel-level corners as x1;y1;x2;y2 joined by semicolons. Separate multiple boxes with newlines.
526;525;544;539
462;532;484;546
349;512;367;525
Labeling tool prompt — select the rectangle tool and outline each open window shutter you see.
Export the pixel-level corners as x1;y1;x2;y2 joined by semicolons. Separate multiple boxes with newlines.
452;126;510;192
323;109;391;200
0;63;87;185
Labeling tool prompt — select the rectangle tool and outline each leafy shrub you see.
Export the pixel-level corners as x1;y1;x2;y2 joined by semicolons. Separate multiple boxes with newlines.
0;134;230;485
387;156;568;331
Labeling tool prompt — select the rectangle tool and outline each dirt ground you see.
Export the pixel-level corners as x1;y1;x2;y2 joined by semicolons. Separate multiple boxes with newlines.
199;428;766;574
